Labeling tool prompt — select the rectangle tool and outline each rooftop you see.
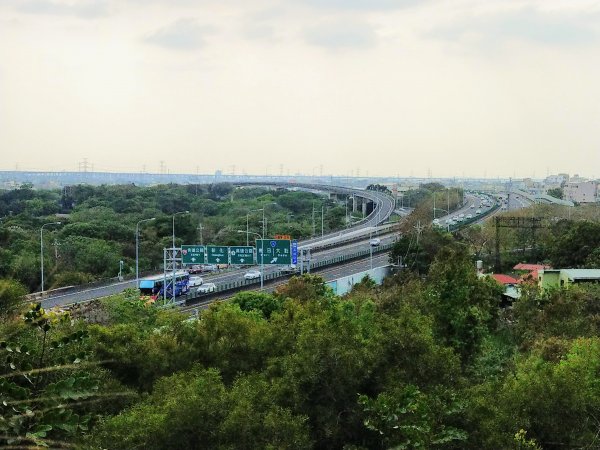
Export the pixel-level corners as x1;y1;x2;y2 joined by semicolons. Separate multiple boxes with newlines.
514;263;551;271
491;274;520;285
562;269;600;280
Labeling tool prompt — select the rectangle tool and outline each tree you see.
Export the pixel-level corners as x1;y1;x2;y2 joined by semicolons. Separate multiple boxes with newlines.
471;337;600;449
274;274;333;303
231;291;285;319
92;367;311;450
425;245;502;360
0;279;26;316
389;229;454;275
547;220;600;267
0;304;107;447
546;187;563;200
359;384;467;449
366;184;392;194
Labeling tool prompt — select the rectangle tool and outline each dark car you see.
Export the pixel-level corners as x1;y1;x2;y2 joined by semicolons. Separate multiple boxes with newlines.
188;265;203;274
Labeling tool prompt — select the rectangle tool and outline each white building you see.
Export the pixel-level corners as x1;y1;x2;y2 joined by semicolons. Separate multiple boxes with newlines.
544;173;569;189
563;180;598;204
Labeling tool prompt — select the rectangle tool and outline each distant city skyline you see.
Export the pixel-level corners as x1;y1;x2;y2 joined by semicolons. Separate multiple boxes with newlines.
2;0;600;178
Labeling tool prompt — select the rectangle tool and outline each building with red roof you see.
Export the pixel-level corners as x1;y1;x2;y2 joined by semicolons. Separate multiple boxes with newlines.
513;263;551;272
491;274;520;285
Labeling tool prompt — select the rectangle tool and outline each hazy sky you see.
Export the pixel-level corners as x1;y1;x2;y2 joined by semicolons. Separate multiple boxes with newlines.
1;0;600;178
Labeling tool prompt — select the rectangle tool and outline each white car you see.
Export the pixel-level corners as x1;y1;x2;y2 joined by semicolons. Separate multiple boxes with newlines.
466;214;473;219
189;276;203;287
370;238;381;246
244;270;261;280
196;283;216;294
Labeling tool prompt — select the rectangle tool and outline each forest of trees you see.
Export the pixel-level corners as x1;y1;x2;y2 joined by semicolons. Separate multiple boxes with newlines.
1;222;600;448
3;183;600;448
0;184;348;292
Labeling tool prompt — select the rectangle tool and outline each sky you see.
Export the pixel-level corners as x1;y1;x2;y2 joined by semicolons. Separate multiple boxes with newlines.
1;0;600;179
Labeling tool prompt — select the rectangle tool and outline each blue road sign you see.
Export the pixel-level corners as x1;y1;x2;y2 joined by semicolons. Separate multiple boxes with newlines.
291;240;298;265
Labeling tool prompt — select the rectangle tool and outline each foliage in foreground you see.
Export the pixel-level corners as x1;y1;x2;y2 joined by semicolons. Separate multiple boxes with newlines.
3;234;600;449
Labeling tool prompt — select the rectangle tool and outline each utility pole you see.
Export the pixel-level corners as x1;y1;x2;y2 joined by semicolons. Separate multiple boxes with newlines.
312;202;316;237
414;221;424;246
321;205;324;237
197;223;204;246
52;239;60;261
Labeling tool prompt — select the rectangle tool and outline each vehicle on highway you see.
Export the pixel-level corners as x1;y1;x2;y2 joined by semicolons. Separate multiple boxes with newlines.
476;209;482;215
196;282;217;294
244;270;262;280
188;265;203;274
189;276;203;287
281;265;298;274
139;271;190;302
470;204;475;208
188;264;218;273
370;238;381;246
466;214;473;219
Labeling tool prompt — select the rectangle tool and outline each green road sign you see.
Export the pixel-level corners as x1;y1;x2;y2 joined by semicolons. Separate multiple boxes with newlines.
181;245;206;265
256;239;291;265
207;245;229;264
229;246;255;265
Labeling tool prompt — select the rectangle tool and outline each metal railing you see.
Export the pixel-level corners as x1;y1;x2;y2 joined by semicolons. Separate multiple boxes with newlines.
183;242;394;305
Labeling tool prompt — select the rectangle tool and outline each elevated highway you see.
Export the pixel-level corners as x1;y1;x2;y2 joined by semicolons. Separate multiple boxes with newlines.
39;184;395;308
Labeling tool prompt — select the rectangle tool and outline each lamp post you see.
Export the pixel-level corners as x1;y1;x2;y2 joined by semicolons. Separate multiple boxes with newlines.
40;222;61;293
370;229;373;270
237;230;264;289
262;202;278;240
246;209;263;246
433;207;450;231
136;217;155;288
171;211;189;302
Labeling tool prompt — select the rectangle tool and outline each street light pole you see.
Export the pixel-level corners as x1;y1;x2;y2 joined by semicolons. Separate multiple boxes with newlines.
40;222;61;293
171;211;189;302
237;230;263;289
136;217;155;288
321;205;324;237
369;229;373;270
246;209;264;246
312;201;316;237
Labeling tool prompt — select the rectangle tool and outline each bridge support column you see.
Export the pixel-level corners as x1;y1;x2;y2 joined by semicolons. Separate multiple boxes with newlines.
362;201;368;217
353;196;358;212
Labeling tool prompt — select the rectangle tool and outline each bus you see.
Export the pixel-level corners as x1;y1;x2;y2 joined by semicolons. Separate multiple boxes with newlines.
138;271;190;303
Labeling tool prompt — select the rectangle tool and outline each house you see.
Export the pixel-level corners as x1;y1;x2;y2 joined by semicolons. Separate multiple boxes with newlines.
538;269;600;289
563;181;598;204
484;273;521;303
513;263;551;282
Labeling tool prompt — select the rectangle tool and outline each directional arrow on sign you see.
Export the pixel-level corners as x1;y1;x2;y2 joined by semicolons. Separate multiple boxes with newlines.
270;257;277;263
216;258;220;263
